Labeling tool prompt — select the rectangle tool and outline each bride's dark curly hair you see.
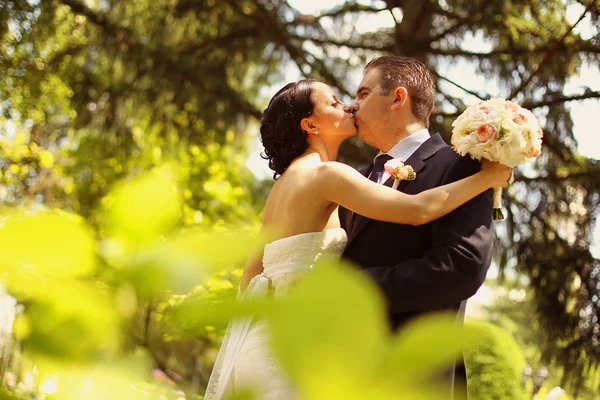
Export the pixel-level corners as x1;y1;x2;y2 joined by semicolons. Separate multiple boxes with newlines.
260;79;317;179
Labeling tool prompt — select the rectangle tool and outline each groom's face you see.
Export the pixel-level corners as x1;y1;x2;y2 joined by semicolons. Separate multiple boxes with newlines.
348;68;394;147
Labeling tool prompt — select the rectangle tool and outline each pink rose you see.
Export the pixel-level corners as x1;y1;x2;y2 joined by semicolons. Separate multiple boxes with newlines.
505;102;519;112
523;144;541;158
513;113;528;125
477;124;496;143
384;158;406;176
385;159;416;182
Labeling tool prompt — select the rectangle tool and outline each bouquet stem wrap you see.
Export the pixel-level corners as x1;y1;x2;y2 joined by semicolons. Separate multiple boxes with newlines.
491;170;514;220
492;189;504;220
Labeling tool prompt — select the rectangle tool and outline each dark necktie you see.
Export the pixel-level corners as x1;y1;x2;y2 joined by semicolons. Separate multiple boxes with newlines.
368;154;393;183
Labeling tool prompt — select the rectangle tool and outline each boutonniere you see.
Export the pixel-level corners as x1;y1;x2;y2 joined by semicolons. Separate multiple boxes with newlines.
384;159;416;189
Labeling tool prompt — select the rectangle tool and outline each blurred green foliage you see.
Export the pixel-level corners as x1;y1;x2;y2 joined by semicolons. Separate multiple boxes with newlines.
0;165;259;398
464;321;527;400
1;0;600;396
476;278;600;399
1;1;268;387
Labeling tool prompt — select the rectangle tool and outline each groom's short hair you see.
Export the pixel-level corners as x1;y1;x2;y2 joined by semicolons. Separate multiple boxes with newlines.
365;56;435;127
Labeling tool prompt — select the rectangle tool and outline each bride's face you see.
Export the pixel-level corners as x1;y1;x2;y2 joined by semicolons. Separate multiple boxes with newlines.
305;82;357;140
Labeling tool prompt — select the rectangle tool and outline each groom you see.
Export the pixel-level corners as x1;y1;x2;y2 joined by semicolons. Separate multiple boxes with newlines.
340;56;493;398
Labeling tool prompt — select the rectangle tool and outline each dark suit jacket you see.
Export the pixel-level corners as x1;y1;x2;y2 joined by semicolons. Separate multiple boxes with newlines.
339;133;493;398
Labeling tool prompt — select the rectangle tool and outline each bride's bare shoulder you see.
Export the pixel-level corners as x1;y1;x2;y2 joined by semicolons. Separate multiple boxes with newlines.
281;155;327;181
314;161;362;181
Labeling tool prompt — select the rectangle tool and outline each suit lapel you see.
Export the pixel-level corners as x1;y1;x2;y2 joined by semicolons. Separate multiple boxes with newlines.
348;134;447;246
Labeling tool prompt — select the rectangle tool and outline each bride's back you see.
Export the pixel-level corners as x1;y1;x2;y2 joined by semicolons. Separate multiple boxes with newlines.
261;154;336;239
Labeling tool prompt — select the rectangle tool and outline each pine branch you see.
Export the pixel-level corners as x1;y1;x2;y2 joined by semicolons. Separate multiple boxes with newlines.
291;21;598;60
508;195;597;265
287;3;386;25
436;90;600;120
425;13;483;46
246;0;352;97
508;0;599;100
426;0;470;20
429;40;600;58
434;71;491;100
521;90;600;109
288;33;391;52
522;122;577;163
57;0;262;119
179;27;260;56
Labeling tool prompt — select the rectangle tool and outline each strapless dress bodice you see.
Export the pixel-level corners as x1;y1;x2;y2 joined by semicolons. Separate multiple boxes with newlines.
261;228;348;296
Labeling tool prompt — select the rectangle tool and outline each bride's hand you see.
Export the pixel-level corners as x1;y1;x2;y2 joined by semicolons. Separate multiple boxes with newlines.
480;159;513;188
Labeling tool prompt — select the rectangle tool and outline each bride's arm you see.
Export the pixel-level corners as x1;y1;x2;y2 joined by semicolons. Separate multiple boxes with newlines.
317;160;511;226
239;228;266;293
239;252;263;294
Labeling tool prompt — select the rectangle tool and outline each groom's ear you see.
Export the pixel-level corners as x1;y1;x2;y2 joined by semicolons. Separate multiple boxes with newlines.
390;87;408;111
300;117;318;135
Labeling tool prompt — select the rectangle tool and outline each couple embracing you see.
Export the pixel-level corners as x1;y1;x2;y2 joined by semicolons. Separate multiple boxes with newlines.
204;55;511;400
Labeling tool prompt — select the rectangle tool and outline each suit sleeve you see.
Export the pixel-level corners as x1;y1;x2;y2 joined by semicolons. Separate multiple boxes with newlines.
339;165;370;234
339;205;352;232
363;156;494;313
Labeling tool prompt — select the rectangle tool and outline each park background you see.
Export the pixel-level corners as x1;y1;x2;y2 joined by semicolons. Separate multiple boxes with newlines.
0;0;599;399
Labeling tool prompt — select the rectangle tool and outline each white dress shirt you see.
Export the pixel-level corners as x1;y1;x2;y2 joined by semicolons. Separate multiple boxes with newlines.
374;129;431;184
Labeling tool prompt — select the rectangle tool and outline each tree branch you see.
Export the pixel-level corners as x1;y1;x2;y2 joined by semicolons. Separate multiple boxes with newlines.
425;13;483;46
288;32;391;52
179;27;260;56
542;131;577;163
521;90;600;109
430;40;600;58
287;3;386;25
508;0;599;99
436;90;600;119
426;0;477;21
508;194;596;261
57;0;262;120
434;71;490;100
246;0;352;96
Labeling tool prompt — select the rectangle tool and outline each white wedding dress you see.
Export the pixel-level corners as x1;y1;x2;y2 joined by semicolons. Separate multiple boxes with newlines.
204;228;348;400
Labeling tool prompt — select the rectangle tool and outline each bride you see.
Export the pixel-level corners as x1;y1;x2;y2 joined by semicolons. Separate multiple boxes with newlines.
204;79;512;399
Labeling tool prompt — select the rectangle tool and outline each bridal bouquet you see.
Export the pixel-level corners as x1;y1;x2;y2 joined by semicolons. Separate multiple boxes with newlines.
451;98;543;220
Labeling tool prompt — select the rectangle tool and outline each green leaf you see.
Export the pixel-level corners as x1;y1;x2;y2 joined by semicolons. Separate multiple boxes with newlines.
163;227;260;272
266;259;388;399
0;210;96;278
105;165;182;245
104;227;260;299
2;262;120;360
382;313;477;388
34;351;155;400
